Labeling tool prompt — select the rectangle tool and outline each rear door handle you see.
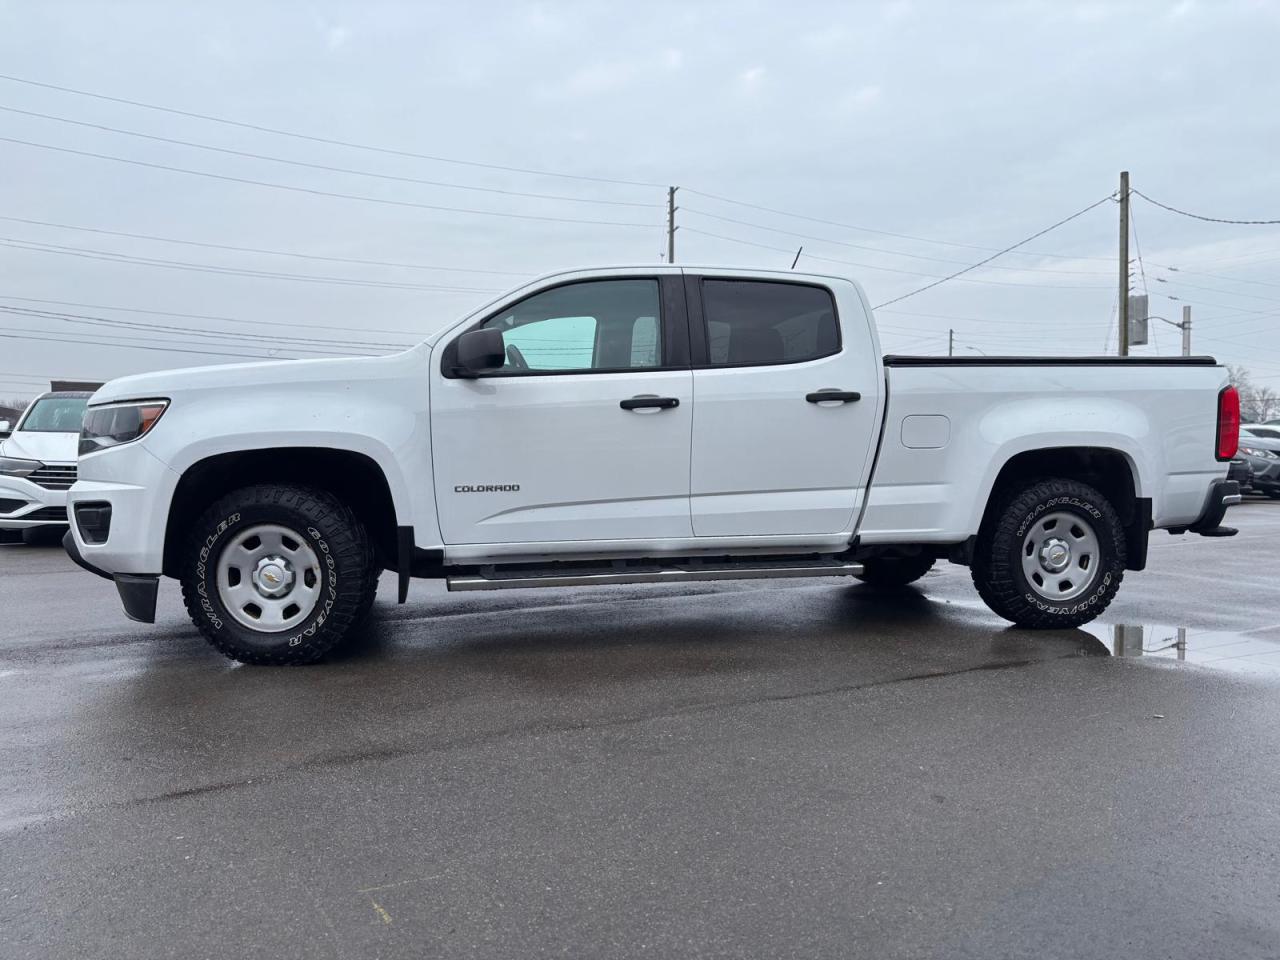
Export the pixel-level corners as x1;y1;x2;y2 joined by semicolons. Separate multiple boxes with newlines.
805;390;861;404
620;395;680;410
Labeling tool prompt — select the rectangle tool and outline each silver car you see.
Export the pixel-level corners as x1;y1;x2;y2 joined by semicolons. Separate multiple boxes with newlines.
1238;425;1280;498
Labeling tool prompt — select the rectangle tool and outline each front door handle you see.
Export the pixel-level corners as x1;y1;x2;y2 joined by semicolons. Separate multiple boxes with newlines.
620;395;680;411
805;390;861;404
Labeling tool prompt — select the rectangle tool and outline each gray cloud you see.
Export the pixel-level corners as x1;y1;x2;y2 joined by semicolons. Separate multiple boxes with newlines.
0;0;1277;398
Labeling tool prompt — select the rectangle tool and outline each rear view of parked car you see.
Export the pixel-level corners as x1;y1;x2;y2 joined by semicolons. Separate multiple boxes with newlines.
0;392;91;540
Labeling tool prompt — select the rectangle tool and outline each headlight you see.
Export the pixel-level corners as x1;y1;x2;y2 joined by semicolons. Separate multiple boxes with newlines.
79;400;169;456
1240;446;1278;460
0;456;41;477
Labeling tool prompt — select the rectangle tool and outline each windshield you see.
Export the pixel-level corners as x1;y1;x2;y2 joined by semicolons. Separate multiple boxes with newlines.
19;396;90;433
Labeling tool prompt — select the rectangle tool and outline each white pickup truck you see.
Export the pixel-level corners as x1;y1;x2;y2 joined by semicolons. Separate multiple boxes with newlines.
63;266;1242;664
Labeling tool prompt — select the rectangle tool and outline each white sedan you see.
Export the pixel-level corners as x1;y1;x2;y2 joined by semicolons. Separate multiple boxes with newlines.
0;392;91;539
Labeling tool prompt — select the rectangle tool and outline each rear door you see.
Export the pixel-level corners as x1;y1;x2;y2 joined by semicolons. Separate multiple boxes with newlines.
430;274;694;545
686;274;883;537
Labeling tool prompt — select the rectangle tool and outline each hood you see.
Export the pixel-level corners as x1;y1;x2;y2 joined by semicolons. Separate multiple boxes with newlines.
0;429;79;465
91;348;428;406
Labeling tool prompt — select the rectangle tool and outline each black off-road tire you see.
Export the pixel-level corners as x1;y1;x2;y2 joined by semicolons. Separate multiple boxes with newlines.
972;478;1126;629
855;554;935;587
180;484;378;665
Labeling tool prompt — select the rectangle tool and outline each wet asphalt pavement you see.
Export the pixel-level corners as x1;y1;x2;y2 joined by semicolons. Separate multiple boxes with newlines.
2;504;1280;959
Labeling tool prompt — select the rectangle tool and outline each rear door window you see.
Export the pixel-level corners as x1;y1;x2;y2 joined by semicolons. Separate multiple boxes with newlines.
701;280;839;367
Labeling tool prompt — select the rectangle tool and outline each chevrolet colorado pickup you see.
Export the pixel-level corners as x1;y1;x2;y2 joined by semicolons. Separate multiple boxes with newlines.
63;266;1242;664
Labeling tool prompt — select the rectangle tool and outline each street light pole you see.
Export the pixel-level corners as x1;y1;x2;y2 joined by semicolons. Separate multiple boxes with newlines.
1118;171;1130;357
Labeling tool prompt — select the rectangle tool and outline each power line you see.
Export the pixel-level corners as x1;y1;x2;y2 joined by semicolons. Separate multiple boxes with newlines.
0;328;310;361
0;305;412;352
680;187;1114;263
682;207;1112;277
873;194;1117;309
0;105;657;209
0;316;376;359
0;136;658;229
682;227;1109;292
1130;202;1156;352
1150;262;1280;290
0;293;431;338
0;215;527;276
1133;188;1280;226
0;237;502;292
0;73;665;189
0;293;434;338
1152;274;1280;305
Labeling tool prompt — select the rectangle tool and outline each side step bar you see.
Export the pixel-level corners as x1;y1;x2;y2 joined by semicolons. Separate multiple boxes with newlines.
447;560;865;592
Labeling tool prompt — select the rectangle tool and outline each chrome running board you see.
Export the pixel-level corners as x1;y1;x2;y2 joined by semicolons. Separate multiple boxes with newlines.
446;560;864;592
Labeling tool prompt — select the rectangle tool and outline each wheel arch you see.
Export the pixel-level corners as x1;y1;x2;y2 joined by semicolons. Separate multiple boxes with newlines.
162;447;402;579
975;445;1149;571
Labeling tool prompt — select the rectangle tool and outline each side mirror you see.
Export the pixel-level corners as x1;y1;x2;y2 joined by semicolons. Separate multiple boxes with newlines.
454;328;506;377
0;420;10;439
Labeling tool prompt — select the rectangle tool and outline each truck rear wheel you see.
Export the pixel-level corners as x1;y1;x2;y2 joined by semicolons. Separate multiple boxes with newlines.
972;478;1125;629
179;484;378;665
855;554;934;587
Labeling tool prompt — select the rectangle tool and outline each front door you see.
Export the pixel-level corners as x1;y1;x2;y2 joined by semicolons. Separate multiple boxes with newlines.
687;275;883;537
430;275;693;545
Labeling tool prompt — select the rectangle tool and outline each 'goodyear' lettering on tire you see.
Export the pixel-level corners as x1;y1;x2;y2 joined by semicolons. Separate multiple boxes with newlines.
283;526;338;648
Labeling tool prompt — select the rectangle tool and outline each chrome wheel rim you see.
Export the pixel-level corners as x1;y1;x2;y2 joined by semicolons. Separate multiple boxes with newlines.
1020;511;1100;602
216;523;322;632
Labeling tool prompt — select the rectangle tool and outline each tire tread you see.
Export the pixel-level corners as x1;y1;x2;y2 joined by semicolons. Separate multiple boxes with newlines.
179;484;377;665
971;477;1126;629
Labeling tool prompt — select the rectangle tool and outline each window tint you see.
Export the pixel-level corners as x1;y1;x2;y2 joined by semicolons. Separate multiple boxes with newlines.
19;396;90;433
480;279;662;373
702;280;839;366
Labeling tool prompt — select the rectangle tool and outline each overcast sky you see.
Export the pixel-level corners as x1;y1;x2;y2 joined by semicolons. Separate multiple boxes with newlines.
1;0;1279;401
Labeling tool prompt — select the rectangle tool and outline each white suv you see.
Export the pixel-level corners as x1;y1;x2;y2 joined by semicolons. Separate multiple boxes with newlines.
0;391;91;539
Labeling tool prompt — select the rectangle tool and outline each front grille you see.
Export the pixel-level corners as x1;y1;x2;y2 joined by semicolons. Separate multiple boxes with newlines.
25;507;68;522
0;497;27;514
28;464;77;490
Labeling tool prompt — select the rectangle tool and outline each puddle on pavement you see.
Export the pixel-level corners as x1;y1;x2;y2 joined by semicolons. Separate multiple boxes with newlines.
1082;622;1280;678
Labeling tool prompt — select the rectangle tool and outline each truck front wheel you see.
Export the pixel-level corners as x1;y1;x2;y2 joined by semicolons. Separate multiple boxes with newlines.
179;484;378;665
972;478;1125;629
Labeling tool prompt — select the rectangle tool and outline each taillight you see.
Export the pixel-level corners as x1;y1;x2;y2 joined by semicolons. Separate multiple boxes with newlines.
1217;385;1240;461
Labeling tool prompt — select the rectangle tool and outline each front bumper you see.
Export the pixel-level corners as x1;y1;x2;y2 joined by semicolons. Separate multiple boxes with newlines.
65;443;176;575
0;471;70;529
62;529;158;623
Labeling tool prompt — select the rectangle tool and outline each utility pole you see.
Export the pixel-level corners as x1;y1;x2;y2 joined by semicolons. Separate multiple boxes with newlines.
948;329;954;356
1118;171;1130;357
1181;304;1192;356
666;186;678;264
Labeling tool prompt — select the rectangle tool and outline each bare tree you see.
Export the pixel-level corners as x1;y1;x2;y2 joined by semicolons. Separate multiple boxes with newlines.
1225;365;1278;423
1253;385;1280;423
